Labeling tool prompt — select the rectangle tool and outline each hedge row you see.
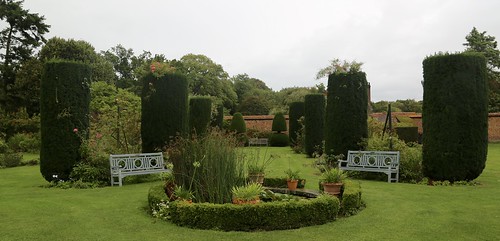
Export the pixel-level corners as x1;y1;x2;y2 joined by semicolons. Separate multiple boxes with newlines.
288;101;305;146
304;94;325;157
170;194;339;231
263;177;306;189
189;96;212;136
338;180;363;216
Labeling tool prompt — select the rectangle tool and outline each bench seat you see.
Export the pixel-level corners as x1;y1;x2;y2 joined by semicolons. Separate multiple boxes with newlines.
338;150;400;183
109;152;170;186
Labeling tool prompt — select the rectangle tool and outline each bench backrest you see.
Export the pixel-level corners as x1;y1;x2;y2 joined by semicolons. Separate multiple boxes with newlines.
346;151;400;168
109;152;165;173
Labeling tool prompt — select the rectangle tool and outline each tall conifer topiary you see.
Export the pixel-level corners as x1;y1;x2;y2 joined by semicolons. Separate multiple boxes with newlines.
422;52;488;181
189;96;212;136
270;112;289;146
271;113;287;133
141;69;188;153
289;102;305;146
40;60;91;181
229;112;246;133
304;94;325;157
325;71;368;157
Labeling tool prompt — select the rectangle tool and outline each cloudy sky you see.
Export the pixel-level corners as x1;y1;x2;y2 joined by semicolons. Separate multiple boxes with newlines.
22;0;500;101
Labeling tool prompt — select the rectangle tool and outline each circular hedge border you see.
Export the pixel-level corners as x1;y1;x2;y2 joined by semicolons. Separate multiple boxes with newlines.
148;180;363;231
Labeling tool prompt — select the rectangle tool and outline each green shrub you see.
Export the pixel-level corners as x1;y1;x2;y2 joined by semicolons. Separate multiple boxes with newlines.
148;184;169;210
211;105;224;129
288;102;305;146
325;71;368;157
168;129;246;204
263;178;306;188
304;94;325;157
0;108;40;140
339;180;363;216
271;113;287;133
229;112;246;134
69;152;110;185
0;152;23;168
7;133;40;152
422;53;488;181
395;127;419;143
189;96;212;136
169;194;339;231
141;71;189;153
0;139;8;153
269;133;289;147
40;60;91;182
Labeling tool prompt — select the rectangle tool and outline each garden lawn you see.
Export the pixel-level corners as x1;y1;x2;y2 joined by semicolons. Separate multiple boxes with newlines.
0;144;499;241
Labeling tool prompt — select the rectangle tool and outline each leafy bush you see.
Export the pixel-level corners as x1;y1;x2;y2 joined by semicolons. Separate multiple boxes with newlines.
168;129;246;204
338;180;364;216
304;94;325;157
0;152;23;168
229;112;246;134
0;139;8;153
169;194;339;231
422;53;488;181
0;108;40;140
40;60;91;182
269;133;289;147
7;133;40;152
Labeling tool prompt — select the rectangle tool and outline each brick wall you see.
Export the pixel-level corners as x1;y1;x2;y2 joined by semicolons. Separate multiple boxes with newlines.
224;115;289;134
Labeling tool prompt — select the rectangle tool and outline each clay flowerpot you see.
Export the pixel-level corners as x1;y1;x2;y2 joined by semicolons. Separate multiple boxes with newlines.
248;173;265;184
287;179;298;191
322;182;343;196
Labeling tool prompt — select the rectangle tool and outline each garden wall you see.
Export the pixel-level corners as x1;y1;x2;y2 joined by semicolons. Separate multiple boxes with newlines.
225;115;289;134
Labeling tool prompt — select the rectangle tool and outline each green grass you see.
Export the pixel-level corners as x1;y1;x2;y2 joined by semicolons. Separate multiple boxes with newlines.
1;144;499;240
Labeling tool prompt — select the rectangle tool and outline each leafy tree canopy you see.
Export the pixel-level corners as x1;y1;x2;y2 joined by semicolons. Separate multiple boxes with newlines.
315;58;363;80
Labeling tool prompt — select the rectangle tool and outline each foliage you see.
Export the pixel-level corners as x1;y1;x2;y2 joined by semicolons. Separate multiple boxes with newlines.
168;129;246;204
320;168;347;183
169;194;339;231
316;59;363;80
188;96;212;136
274;87;318;115
178;54;237;112
464;27;500;112
284;168;301;180
422;53;488;181
232;74;274;115
288;101;305;146
7;132;39;152
173;186;194;201
231;183;264;202
0;0;50;112
304;94;325;157
271;112;287;132
0;152;22;168
229;112;246;134
40;60;91;182
237;94;271;115
269;133;289;147
371;99;423;113
246;148;274;174
395;127;419;143
338;180;364;216
325;71;368;157
141;71;188;152
263;177;307;189
10;58;44;115
210;105;224;129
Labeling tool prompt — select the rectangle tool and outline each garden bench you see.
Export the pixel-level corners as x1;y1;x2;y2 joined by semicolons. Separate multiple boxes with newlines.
248;138;269;146
109;152;170;186
338;150;400;183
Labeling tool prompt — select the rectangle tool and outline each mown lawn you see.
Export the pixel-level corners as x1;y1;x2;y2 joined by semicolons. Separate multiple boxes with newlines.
0;144;499;241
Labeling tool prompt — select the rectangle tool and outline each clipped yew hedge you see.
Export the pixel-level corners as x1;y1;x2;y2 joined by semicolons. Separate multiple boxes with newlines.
229;112;246;133
422;53;488;181
304;94;325;157
325;71;368;157
40;60;91;182
141;72;188;152
271;113;287;133
288;101;305;146
189;96;212;136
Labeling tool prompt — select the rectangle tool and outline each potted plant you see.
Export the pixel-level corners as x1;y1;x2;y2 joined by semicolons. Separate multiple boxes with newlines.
320;167;347;196
231;183;264;204
247;149;273;184
284;168;301;191
173;186;194;203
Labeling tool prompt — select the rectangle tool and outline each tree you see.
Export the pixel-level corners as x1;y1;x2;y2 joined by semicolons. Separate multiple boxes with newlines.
0;0;50;111
304;94;325;157
232;73;271;103
464;27;500;112
315;59;363;80
179;54;237;112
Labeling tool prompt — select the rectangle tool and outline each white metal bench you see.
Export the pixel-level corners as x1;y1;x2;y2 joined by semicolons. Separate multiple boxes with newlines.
109;152;170;186
248;138;269;146
338;150;400;183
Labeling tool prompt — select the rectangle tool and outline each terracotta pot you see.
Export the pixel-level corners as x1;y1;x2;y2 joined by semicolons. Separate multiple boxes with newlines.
287;179;298;191
322;182;343;196
248;173;265;184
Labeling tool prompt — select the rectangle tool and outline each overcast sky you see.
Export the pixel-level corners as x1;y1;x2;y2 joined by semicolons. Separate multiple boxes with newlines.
21;0;500;101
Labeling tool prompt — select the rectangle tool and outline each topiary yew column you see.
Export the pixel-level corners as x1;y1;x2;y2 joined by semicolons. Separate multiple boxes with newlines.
189;96;212;136
40;60;91;182
422;53;488;181
325;71;368;157
304;94;325;157
270;112;289;146
289;101;305;146
229;112;246;134
141;71;188;153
